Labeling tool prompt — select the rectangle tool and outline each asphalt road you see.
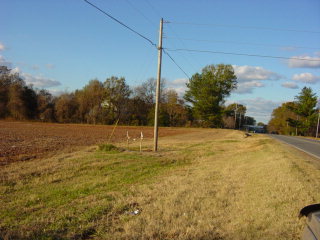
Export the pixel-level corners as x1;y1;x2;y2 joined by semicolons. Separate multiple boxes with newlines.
269;134;320;159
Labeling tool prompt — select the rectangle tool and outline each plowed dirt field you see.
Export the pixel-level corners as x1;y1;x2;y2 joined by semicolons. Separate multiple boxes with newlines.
0;121;189;165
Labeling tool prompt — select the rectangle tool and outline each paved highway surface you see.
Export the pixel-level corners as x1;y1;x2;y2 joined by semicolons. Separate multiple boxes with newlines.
269;135;320;159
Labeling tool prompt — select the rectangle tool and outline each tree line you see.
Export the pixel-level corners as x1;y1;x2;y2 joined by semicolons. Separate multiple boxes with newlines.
0;64;257;128
268;87;319;136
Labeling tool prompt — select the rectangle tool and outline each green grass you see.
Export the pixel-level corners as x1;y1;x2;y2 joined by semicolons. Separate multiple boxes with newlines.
98;144;120;152
1;129;320;240
0;149;188;239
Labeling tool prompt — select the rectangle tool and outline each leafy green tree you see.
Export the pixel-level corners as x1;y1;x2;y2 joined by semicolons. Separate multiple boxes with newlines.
103;76;131;124
245;116;256;126
288;87;318;135
185;64;237;127
268;102;298;135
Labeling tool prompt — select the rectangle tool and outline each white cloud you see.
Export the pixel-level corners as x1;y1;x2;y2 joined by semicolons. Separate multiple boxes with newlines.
171;78;188;85
233;65;283;82
48;89;65;96
281;82;298;89
45;63;55;69
236;98;283;124
21;72;61;88
0;42;5;51
292;72;320;84
10;67;21;74
167;78;188;96
234;81;264;94
232;65;282;94
287;54;320;68
0;55;12;67
1;55;60;88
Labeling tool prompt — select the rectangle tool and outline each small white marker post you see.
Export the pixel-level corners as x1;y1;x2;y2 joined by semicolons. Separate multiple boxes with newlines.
126;131;130;149
140;131;143;152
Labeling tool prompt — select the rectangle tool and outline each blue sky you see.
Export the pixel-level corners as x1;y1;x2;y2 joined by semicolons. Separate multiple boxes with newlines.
1;0;320;123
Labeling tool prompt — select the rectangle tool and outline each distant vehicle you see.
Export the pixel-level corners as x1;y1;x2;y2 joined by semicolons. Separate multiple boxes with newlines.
270;131;279;134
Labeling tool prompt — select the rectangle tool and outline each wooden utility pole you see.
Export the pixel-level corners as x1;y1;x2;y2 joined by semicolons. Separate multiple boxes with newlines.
153;18;163;151
234;103;238;129
316;109;320;138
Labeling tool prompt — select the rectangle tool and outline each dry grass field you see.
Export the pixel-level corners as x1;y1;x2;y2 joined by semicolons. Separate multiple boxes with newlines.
1;127;320;239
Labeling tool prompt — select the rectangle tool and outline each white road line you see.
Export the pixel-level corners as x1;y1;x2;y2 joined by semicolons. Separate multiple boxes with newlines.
270;136;320;160
279;135;320;146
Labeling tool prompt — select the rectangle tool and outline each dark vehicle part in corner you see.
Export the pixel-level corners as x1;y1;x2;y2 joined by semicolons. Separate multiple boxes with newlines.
300;204;320;240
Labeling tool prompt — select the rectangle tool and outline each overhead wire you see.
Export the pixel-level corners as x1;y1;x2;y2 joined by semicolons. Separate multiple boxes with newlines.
168;21;320;34
83;0;157;48
84;0;191;83
121;0;158;84
163;49;191;79
124;0;156;27
143;0;195;77
164;37;320;51
164;48;320;62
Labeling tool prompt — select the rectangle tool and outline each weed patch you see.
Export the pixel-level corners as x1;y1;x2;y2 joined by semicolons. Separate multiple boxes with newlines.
98;144;121;153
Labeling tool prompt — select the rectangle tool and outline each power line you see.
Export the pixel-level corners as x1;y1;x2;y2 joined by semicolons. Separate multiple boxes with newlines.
145;0;191;79
168;21;320;34
124;0;156;27
164;48;320;62
83;0;157;48
164;28;198;74
164;36;320;51
143;0;163;19
163;49;190;79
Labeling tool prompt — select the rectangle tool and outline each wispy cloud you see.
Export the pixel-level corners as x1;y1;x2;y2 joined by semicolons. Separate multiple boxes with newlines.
233;65;283;82
48;88;65;96
236;98;283;124
167;78;188;96
281;82;298;89
232;65;283;94
287;53;320;68
280;46;297;52
0;42;5;51
234;81;264;94
45;63;55;69
21;73;61;88
292;72;320;84
9;65;61;88
0;55;12;67
31;64;40;70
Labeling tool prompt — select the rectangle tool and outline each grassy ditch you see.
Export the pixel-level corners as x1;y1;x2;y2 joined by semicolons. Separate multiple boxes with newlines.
1;129;320;239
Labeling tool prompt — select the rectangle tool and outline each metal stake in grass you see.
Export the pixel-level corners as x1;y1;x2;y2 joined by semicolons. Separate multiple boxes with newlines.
140;131;143;152
126;131;130;149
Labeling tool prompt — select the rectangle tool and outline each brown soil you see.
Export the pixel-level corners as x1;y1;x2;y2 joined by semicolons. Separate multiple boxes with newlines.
0;121;190;166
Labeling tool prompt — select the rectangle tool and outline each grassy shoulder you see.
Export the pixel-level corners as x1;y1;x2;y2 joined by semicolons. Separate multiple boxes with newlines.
0;143;189;239
1;129;320;240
